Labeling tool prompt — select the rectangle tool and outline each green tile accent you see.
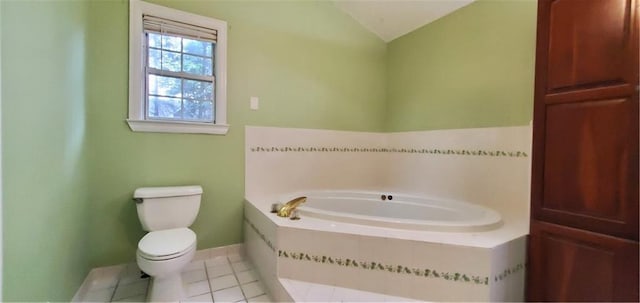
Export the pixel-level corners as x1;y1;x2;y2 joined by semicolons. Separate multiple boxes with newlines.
277;249;489;286
493;262;526;282
245;215;492;286
244;217;276;252
246;204;527;289
250;146;528;158
247;211;526;288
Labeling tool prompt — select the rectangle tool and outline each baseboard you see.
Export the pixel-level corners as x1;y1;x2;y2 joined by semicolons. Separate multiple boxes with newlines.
71;269;94;302
71;264;126;302
193;243;245;260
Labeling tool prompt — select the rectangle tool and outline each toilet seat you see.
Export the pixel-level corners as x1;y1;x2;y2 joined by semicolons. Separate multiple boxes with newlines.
138;228;196;261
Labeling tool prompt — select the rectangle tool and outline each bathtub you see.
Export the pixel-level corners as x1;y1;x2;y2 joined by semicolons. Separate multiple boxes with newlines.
244;193;527;302
278;191;502;232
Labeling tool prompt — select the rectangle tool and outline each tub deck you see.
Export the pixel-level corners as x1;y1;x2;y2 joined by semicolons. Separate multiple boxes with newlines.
244;196;527;302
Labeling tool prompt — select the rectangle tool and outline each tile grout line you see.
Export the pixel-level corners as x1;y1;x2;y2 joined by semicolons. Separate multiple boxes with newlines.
202;259;215;302
207;258;237;296
210;282;242;293
111;268;150;302
103;253;267;302
227;255;249;303
232;259;266;302
244;292;265;301
205;265;238;292
143;278;150;302
108;269;124;302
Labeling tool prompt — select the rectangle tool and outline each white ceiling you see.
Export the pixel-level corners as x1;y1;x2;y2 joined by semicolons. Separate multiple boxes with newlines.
334;0;476;42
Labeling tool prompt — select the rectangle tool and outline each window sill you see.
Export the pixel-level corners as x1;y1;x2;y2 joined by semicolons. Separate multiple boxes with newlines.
126;119;229;135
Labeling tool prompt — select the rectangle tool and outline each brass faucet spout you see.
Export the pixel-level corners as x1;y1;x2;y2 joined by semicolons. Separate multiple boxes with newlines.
276;196;307;217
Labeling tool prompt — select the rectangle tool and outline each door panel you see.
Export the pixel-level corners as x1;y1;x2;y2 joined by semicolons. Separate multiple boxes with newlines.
546;0;634;93
528;222;639;302
540;97;638;238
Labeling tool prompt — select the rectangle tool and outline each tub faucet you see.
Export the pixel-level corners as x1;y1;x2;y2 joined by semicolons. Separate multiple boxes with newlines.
276;196;307;217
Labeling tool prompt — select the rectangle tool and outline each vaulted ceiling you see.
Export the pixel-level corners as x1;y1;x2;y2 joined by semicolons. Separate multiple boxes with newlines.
334;0;475;42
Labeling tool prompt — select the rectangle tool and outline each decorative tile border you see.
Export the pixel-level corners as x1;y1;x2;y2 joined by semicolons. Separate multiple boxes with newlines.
493;263;525;282
277;249;489;286
249;146;528;158
244;217;276;252
245;213;524;288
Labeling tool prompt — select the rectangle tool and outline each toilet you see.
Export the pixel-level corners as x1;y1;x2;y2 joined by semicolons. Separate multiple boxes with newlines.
133;185;203;302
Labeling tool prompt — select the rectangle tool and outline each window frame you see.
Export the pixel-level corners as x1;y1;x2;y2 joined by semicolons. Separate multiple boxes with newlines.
128;0;229;135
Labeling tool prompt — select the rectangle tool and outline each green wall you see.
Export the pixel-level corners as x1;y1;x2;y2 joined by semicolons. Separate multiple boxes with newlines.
1;1;91;301
386;0;537;131
0;1;3;299
86;0;386;267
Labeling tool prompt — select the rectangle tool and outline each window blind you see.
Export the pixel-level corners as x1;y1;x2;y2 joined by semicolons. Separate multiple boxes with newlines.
143;15;217;42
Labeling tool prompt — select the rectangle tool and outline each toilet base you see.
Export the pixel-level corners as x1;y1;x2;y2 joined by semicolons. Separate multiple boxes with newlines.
147;274;186;302
137;246;195;302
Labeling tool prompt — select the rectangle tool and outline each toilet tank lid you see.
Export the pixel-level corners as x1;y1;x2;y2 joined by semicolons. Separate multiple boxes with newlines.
134;186;203;198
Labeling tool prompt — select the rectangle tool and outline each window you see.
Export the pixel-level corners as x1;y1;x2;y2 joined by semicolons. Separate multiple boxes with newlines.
128;0;228;135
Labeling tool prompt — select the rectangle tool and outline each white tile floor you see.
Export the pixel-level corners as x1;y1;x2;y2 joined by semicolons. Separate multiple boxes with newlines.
81;253;271;302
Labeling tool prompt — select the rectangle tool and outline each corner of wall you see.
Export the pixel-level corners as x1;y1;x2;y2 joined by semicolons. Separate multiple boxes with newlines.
383;0;536;132
1;0;92;300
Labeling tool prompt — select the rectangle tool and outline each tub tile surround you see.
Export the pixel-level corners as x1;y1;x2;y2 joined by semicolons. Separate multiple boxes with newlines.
244;200;291;302
74;245;273;302
244;212;419;302
385;126;533;226
280;278;420;302
488;236;527;301
245;125;532;227
245;125;531;301
276;248;491;286
245;126;390;200
246;125;532;243
244;205;527;301
250;145;527;157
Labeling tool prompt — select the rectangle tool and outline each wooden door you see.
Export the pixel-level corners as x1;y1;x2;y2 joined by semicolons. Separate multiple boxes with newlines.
528;0;639;301
528;221;639;301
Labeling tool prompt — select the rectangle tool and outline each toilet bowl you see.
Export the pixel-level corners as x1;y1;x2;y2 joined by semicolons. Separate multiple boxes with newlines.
137;228;196;301
133;186;203;302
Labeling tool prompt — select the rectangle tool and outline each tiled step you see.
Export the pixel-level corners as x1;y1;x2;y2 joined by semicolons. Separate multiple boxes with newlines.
279;278;420;302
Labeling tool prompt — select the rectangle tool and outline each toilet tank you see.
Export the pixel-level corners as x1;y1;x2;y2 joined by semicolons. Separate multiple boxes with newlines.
134;185;202;231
